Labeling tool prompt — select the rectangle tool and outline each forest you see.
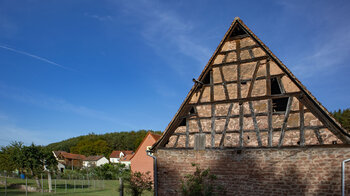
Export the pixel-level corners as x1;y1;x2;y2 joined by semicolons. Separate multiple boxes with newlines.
45;129;161;157
332;108;350;132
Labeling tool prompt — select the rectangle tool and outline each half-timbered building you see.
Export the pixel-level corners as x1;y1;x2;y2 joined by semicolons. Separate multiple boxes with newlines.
151;17;350;195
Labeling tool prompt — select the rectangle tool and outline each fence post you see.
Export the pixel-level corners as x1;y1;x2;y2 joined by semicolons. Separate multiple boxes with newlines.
102;179;104;189
65;180;67;193
5;176;7;196
82;176;84;190
41;174;43;194
74;179;76;192
119;177;124;196
55;179;56;194
25;177;28;196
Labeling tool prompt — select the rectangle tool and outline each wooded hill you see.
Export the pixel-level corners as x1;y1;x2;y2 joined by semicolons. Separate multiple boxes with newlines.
45;130;161;157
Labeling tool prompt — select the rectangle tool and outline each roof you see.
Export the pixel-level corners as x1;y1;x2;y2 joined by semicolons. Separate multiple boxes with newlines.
84;155;105;161
130;132;161;159
53;151;64;157
59;152;86;160
109;150;134;158
152;17;350;150
120;154;133;162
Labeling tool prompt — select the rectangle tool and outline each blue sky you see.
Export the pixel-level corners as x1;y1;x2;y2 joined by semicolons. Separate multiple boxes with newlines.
0;0;349;146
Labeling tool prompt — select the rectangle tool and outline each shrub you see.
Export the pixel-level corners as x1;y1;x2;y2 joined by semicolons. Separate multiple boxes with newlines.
181;163;217;196
126;171;153;196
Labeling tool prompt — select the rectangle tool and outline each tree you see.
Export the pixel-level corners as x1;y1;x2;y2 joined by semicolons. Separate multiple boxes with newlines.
42;148;57;192
126;171;153;196
332;108;350;132
0;141;25;173
22;144;45;188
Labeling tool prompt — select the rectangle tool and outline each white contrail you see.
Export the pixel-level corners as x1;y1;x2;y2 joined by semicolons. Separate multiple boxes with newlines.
0;44;71;70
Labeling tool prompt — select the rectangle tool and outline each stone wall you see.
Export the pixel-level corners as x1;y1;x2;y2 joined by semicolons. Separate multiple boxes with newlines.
156;147;350;196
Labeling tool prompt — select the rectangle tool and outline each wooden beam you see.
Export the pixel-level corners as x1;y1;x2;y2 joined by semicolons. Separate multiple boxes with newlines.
211;56;268;68
197;86;205;104
236;40;241;99
249;101;262;147
219;54;230;100
314;129;324;145
173;125;327;136
185;118;189;148
212;73;284;86
173;135;179;148
278;97;293;147
211;104;216;148
239;103;244;147
219;103;234;148
185;109;306;120
193;107;203;133
189;92;301;106
299;101;305;146
247;61;261;98
219;45;260;55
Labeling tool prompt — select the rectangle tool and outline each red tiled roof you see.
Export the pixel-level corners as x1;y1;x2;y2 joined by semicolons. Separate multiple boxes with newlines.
109;150;134;158
59;152;86;160
84;155;104;161
150;133;161;141
120;154;133;162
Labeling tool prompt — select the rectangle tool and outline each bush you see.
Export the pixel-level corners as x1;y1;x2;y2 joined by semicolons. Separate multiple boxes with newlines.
181;163;218;196
126;171;153;196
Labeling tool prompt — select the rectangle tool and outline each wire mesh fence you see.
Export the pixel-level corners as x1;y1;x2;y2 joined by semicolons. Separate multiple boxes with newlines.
0;174;107;195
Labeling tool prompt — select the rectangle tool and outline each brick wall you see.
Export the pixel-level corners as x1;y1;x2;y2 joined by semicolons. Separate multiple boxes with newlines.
156;146;350;196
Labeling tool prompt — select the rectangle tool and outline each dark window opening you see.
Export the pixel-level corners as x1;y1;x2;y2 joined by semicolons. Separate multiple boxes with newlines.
271;78;282;95
332;141;337;145
202;72;211;84
179;118;186;126
272;97;289;112
189;107;195;115
247;136;250;140
229;24;247;38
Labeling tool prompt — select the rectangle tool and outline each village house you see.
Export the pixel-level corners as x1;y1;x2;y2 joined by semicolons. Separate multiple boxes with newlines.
109;150;134;168
83;155;109;168
130;132;161;181
52;151;86;170
151;17;350;195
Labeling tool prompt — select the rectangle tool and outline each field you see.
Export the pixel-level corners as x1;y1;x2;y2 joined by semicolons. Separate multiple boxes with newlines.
0;177;153;196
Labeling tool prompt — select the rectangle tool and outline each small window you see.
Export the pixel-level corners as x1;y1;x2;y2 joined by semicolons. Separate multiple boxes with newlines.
272;97;289;112
271;78;282;95
189;107;195;115
179;118;186;126
202;72;211;84
229;24;247;38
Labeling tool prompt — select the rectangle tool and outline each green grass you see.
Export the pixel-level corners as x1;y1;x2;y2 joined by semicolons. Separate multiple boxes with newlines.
0;176;153;195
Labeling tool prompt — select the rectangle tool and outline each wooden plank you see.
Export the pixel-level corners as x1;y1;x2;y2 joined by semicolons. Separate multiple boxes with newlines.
219;54;230;100
239;103;244;147
197;85;205;104
236;40;242;99
210;70;214;102
247;61;261;97
211;103;216;148
186;109;306;120
219;103;234;148
278;97;293;147
173;125;328;136
314;129;324;145
299;101;305;146
189;92;301;106
185;118;189;148
211;56;268;68
249;101;262;147
212;73;284;86
173;135;179;148
219;45;260;54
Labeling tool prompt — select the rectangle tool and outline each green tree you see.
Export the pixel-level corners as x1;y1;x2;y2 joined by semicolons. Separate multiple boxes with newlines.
332;108;350;132
0;141;25;173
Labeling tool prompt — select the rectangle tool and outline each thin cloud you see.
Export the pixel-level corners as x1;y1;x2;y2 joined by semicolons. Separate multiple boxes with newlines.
84;13;113;22
117;0;211;71
0;84;134;129
0;44;72;71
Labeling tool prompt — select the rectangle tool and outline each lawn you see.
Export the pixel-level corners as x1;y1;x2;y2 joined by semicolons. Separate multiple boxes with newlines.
0;176;153;195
